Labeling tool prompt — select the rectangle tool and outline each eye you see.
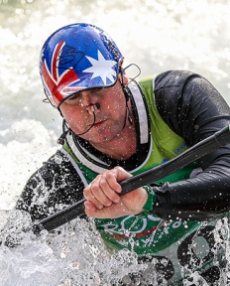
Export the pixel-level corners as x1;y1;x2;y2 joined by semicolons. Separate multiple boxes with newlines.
69;93;79;100
93;87;104;95
65;93;81;105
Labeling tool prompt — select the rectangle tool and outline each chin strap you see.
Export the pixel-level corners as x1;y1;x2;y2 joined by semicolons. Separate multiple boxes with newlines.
120;67;133;128
123;86;133;126
57;110;97;145
57;121;71;145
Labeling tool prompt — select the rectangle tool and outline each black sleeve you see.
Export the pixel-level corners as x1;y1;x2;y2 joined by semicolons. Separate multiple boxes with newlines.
16;150;85;222
151;70;230;220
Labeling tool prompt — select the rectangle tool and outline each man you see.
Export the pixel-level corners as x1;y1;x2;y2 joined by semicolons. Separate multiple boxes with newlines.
17;23;230;285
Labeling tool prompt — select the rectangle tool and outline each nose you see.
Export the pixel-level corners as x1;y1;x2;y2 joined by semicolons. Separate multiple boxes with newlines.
85;103;100;115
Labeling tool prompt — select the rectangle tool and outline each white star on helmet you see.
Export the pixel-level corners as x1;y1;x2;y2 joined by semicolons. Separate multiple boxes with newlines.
83;50;117;84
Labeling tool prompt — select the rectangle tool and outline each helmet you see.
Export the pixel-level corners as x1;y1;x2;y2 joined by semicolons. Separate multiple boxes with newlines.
40;23;123;107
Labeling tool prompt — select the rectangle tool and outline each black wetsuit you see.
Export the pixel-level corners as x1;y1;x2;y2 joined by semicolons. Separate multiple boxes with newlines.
16;70;230;221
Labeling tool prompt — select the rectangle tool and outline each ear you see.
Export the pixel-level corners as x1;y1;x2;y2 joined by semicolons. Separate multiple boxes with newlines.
118;72;129;86
121;73;129;86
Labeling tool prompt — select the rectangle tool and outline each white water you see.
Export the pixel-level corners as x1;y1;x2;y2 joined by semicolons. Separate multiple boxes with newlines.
0;0;230;285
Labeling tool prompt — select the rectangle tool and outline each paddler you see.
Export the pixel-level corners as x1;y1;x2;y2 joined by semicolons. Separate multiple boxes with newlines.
17;23;230;285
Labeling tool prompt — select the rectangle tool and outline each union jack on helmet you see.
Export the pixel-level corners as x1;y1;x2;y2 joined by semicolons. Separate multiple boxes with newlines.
40;23;123;107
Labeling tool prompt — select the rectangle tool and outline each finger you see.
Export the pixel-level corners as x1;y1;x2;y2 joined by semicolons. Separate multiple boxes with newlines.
83;183;104;209
113;166;132;183
105;171;122;194
99;172;121;203
84;200;128;219
86;172;121;206
84;176;116;208
90;173;120;207
84;201;108;218
84;200;97;214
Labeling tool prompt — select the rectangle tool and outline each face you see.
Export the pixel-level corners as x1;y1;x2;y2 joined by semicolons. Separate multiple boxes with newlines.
59;76;129;144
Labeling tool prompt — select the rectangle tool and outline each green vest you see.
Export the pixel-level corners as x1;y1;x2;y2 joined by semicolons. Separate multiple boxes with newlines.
63;78;219;284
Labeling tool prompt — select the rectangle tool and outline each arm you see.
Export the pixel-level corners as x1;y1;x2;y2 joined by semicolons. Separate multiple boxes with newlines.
16;150;85;221
153;71;230;220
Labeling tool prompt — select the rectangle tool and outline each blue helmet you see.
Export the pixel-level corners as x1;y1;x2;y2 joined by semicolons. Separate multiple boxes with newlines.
40;23;123;107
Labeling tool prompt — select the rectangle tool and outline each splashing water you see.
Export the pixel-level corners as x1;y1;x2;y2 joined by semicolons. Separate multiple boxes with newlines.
1;0;230;285
0;210;146;285
0;210;229;285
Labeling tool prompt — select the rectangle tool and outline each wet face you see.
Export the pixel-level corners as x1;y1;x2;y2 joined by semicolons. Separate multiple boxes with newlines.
59;78;128;144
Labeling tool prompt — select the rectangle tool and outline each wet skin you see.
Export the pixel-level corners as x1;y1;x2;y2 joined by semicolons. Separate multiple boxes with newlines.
59;78;128;145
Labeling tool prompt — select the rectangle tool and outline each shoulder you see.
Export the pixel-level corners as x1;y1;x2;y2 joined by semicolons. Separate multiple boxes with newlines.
153;69;227;113
26;149;84;192
27;150;78;186
16;149;85;221
154;70;201;91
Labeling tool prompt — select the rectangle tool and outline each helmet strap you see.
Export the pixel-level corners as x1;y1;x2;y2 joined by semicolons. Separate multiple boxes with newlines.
119;71;133;126
57;120;70;145
123;87;133;125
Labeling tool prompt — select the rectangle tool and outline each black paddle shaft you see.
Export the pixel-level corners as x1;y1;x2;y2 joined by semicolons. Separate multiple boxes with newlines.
33;125;230;234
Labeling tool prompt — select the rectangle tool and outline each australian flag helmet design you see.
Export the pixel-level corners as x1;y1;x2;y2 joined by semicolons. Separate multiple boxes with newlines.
40;23;123;107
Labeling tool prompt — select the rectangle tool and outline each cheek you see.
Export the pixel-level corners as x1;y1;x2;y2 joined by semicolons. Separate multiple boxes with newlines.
61;107;85;128
103;92;125;112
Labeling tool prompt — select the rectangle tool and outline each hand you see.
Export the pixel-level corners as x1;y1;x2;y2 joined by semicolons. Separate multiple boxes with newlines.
83;166;148;219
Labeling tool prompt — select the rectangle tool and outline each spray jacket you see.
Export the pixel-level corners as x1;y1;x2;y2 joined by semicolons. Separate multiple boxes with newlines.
16;70;230;284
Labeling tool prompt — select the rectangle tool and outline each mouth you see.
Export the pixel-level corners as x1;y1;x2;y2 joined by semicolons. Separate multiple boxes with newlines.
93;120;106;127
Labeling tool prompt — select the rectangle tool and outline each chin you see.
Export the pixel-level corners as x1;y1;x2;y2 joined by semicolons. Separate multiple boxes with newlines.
87;133;117;144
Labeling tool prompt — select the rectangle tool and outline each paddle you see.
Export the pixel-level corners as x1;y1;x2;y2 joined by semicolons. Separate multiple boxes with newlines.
33;125;230;234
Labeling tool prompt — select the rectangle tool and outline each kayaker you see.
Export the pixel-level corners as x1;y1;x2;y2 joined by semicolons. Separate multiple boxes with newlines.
16;23;230;285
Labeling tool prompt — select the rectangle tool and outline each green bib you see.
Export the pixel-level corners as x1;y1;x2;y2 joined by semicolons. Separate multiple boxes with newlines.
62;78;220;284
